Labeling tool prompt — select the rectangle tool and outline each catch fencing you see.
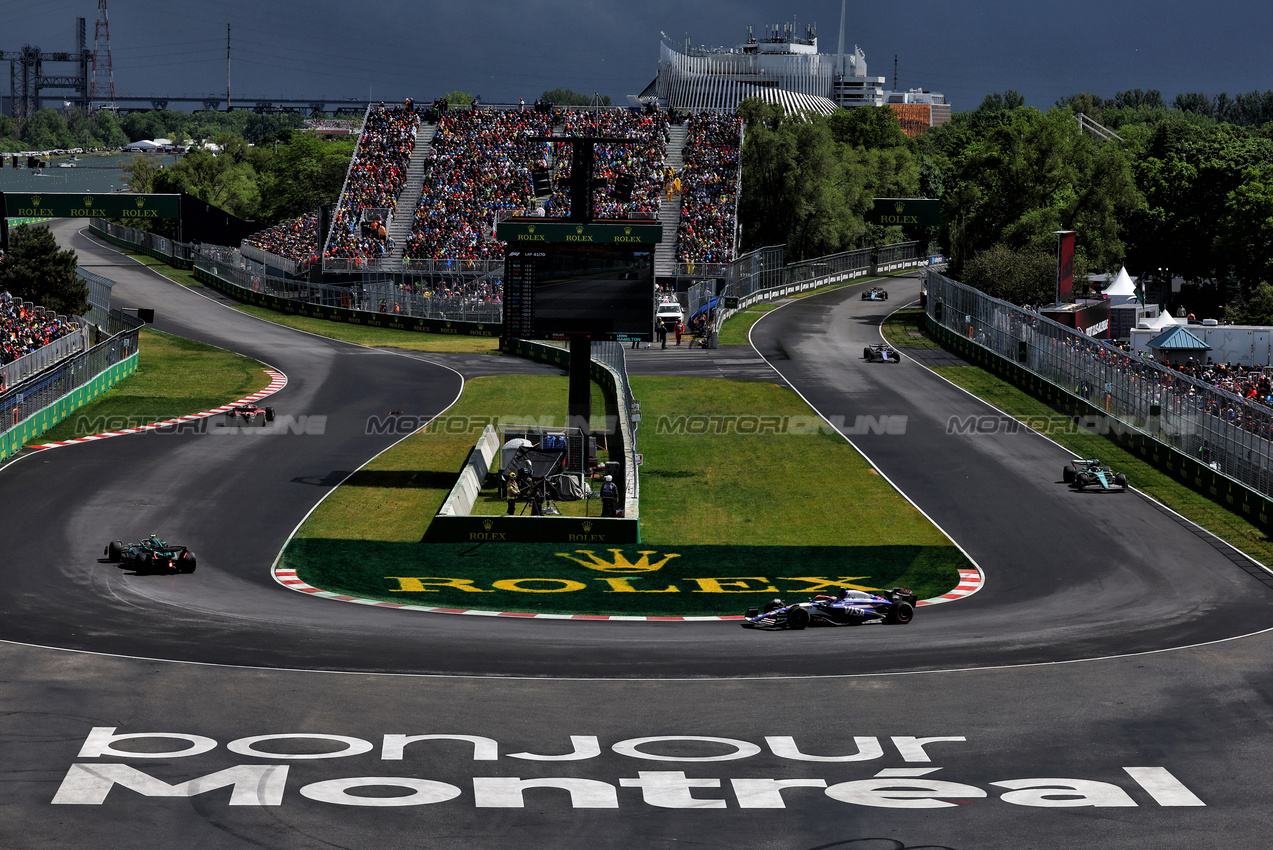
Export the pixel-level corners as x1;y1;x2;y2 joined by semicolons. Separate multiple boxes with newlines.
0;308;143;458
925;269;1273;500
194;247;504;324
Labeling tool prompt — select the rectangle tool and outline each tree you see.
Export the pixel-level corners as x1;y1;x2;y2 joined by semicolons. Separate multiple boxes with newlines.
540;89;611;107
978;90;1026;113
258;134;357;222
0;225;87;316
824;105;909;149
960;244;1058;306
442;91;475;106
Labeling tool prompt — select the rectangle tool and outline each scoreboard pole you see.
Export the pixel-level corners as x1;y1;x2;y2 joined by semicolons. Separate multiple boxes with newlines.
567;334;592;440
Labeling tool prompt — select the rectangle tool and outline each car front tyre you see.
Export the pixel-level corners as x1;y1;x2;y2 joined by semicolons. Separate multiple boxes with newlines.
786;607;811;630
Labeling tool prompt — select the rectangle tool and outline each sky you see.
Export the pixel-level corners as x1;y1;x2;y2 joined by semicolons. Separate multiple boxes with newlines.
3;0;1272;113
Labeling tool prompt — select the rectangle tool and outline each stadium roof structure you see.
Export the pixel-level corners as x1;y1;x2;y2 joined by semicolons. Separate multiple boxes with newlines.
753;89;840;118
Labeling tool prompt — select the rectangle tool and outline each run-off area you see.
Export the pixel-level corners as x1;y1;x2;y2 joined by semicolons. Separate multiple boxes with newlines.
51;728;1204;810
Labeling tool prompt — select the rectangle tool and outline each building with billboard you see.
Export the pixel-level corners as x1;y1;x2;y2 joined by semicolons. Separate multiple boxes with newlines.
643;5;948;126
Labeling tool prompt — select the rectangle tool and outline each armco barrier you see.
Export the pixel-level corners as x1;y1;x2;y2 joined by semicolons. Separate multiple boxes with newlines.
0;352;138;462
192;262;499;337
926;316;1273;533
437;424;501;517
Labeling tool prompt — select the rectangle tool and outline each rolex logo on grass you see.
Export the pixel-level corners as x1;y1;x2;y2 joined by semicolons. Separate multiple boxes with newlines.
556;549;681;573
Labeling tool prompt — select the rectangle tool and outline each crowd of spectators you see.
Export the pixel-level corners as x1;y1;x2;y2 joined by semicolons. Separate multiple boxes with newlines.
244;213;319;266
404;109;554;262
1;287;78;366
675;112;743;265
366;276;503;319
325;105;419;259
544;110;669;219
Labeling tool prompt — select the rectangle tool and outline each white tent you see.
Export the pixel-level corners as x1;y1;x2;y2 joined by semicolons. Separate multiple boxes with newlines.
122;140;161;151
1142;310;1182;330
1104;266;1136;296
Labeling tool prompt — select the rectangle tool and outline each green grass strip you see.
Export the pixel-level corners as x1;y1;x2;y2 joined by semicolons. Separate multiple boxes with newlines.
932;364;1273;566
229;304;502;353
882;307;943;350
286;540;958;616
35;328;270;443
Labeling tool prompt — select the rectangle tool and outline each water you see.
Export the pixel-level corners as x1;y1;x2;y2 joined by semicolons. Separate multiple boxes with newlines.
0;153;182;196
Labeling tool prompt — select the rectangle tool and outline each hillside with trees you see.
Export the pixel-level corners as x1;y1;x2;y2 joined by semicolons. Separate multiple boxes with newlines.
738;87;1273;317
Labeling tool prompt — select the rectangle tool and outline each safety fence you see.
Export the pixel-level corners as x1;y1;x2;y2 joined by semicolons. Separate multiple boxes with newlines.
0;308;143;461
924;269;1273;525
703;241;927;338
91;219;196;269
191;246;501;334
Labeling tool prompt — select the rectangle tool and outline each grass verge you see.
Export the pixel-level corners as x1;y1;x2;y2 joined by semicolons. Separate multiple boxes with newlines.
932;365;1273;565
281;374;970;615
229;305;502;353
34;328;270;443
126;253;204;287
882;307;943;350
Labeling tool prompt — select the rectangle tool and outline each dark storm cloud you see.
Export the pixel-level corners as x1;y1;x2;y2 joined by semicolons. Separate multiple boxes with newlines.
2;0;1271;111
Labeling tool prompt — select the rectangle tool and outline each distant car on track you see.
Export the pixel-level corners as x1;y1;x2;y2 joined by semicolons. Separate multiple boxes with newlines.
741;588;916;630
863;342;902;363
861;287;889;301
104;535;197;573
225;403;275;426
1063;458;1128;491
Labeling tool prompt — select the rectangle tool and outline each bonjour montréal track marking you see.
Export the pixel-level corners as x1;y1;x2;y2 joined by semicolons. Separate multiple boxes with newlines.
27;369;288;450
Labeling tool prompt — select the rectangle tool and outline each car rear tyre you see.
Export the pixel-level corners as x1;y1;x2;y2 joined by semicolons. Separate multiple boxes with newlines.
265;406;276;422
786;607;811;630
259;413;267;427
178;552;197;574
888;601;915;624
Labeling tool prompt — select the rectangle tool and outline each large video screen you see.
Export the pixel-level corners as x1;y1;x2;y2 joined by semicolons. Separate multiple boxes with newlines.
504;247;654;341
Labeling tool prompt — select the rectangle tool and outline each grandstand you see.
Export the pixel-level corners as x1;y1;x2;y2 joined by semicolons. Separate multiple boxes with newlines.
1;288;86;390
319;101;743;280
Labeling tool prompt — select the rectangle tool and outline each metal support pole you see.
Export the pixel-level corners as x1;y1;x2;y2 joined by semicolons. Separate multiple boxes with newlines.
568;334;591;439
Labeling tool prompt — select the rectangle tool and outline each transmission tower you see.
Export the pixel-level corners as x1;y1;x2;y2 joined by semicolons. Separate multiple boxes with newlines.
89;0;116;111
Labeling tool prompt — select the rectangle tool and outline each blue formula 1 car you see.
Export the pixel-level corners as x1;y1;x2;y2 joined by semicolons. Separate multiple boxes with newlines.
861;286;889;301
741;588;916;630
1063;458;1128;492
104;535;197;574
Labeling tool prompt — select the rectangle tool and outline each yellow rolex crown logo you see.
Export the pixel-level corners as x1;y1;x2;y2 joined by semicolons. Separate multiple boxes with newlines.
482;518;494;531
894;200;905;213
581;521;593;533
136;197;145;207
527;225;535;233
555;549;681;573
84;196;93;206
31;196;40;206
576;225;584;234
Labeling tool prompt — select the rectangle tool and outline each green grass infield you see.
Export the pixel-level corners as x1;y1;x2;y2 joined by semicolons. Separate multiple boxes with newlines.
281;540;961;617
283;373;972;615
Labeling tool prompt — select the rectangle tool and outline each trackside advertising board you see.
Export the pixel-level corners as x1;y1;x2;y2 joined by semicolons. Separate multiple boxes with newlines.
3;192;181;220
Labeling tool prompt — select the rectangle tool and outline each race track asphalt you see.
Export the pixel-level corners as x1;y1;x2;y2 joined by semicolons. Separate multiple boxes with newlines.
4;225;1273;849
